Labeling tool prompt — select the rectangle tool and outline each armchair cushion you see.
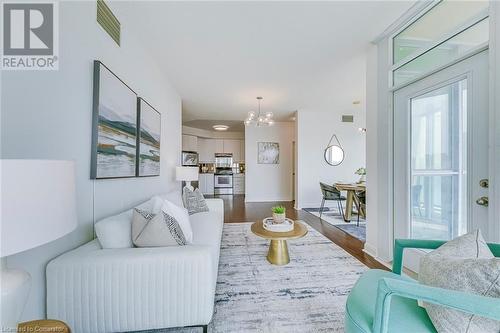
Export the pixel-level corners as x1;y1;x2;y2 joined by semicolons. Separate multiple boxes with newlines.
346;269;436;333
419;230;500;333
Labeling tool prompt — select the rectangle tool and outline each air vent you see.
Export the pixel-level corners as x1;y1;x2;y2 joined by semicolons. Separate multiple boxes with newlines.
97;0;120;46
342;115;354;123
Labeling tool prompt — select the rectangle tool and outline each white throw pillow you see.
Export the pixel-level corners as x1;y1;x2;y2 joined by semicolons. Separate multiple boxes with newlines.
161;200;193;244
95;210;133;248
419;230;500;333
96;196;165;249
160;191;184;208
132;209;184;247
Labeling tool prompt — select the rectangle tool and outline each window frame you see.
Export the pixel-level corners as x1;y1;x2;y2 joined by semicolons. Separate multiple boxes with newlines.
389;0;490;88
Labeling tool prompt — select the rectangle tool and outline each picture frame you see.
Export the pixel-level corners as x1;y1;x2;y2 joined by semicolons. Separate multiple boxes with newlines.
182;151;198;166
258;142;280;164
137;97;161;177
91;60;138;179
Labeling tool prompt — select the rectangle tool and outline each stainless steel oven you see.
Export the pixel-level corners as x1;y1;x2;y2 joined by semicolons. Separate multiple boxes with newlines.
214;174;233;195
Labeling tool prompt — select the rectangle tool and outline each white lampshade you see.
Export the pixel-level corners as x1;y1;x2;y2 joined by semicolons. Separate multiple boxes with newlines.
1;160;78;257
175;166;198;182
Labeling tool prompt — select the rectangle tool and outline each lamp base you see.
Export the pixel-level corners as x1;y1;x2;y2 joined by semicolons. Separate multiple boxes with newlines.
184;181;194;192
1;266;31;331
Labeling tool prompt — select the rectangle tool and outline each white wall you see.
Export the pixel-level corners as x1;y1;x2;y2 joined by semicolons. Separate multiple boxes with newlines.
364;44;379;257
245;123;294;202
296;110;366;209
1;1;181;320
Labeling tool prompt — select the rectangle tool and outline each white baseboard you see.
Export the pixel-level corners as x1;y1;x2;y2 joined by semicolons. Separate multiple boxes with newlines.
363;243;392;270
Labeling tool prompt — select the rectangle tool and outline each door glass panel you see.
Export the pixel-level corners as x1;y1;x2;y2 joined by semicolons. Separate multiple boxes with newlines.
410;79;467;240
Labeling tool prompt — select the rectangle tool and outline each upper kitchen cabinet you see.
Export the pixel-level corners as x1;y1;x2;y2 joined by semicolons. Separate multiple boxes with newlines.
214;139;224;154
224;140;242;162
182;135;198;152
198;138;216;162
189;137;245;163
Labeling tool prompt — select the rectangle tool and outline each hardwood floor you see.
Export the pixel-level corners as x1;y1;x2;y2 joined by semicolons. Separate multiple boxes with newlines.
210;194;387;270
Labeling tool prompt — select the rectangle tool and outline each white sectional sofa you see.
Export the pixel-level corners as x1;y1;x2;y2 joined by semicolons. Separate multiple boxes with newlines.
46;192;224;333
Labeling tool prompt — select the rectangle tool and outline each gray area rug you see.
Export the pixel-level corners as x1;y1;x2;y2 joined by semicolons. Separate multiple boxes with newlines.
303;207;366;242
132;222;367;333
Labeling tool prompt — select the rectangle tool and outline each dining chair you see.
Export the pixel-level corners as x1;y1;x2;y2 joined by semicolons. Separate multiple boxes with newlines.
354;190;366;227
411;185;423;217
319;182;346;220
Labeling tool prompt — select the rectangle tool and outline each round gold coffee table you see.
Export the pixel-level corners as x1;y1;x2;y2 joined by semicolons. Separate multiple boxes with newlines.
251;220;308;265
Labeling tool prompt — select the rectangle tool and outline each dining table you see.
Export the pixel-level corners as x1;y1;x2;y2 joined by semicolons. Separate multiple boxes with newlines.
334;182;366;222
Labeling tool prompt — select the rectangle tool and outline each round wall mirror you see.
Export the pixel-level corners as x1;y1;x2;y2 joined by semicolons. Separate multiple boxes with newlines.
324;145;344;166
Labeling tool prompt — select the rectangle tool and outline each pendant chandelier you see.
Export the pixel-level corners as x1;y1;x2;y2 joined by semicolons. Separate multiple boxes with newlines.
244;97;274;127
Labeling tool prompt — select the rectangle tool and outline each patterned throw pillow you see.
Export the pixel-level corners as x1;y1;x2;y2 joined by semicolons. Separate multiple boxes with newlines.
132;208;186;247
419;230;500;333
182;187;209;215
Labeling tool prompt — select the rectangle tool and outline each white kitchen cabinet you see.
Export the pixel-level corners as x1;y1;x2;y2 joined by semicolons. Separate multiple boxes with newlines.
182;135;198;152
215;139;224;154
223;140;241;161
233;174;245;194
199;174;215;195
191;137;245;162
198;138;216;162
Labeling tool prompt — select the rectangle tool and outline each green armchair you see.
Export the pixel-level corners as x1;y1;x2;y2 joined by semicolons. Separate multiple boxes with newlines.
345;239;500;333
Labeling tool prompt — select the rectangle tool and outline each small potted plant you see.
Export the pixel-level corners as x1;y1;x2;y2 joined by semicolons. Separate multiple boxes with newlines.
355;167;366;184
272;206;286;224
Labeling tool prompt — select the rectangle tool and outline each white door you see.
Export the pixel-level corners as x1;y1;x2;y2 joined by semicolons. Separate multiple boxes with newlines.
394;51;489;271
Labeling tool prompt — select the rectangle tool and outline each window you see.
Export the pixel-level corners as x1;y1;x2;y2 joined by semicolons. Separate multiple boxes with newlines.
391;0;489;87
393;0;489;64
394;18;489;86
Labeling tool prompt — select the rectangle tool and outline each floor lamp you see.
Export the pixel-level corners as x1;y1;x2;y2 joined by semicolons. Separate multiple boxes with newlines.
1;160;78;330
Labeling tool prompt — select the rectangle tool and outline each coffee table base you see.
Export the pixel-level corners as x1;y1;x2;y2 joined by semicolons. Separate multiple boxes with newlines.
267;239;290;265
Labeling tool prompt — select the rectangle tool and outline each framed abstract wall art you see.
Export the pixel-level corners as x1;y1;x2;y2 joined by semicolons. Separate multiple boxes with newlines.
91;61;138;179
137;98;161;177
258;142;279;164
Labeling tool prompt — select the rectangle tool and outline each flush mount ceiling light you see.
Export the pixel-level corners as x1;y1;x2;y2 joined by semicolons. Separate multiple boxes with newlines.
244;97;274;127
213;125;229;131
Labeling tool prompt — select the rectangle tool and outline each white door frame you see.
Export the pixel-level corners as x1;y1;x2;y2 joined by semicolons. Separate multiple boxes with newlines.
393;52;489;271
369;2;500;266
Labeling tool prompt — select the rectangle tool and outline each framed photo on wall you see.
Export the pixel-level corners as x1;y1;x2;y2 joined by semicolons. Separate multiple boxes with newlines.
258;142;279;164
137;98;161;177
91;61;138;179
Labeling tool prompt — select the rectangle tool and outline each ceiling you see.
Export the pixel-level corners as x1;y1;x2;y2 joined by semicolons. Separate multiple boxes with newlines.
120;1;414;132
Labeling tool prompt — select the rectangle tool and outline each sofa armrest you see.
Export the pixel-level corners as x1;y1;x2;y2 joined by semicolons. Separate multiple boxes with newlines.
205;198;224;217
373;277;500;333
47;241;216;333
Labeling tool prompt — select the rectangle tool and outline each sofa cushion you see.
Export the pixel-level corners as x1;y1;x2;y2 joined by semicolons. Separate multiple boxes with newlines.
95;210;134;249
419;230;500;333
183;187;209;215
95;192;181;249
190;211;224;279
161;200;193;244
131;209;181;247
159;191;184;208
346;269;436;333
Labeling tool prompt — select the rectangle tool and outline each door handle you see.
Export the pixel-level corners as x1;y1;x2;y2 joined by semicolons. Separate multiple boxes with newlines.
476;197;489;207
